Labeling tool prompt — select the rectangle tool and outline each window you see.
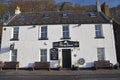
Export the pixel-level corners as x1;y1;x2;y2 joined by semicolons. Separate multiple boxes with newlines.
62;13;68;17
62;25;70;39
43;13;49;18
89;12;96;17
11;27;19;40
97;48;105;60
95;25;104;38
11;49;17;61
40;49;47;62
39;26;48;40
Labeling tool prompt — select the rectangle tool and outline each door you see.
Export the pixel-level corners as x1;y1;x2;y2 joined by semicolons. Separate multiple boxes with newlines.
62;49;71;68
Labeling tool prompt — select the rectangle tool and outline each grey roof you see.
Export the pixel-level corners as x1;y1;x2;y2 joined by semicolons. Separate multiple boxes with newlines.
6;11;110;26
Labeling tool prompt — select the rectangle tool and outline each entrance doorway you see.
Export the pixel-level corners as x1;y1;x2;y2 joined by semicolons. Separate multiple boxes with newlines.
62;49;71;68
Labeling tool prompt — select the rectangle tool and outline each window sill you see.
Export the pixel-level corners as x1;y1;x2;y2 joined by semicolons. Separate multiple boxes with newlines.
61;37;71;40
10;38;19;41
38;38;48;40
95;37;105;39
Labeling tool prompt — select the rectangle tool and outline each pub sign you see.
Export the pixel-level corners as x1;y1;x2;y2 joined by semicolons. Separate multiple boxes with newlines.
50;48;58;60
53;40;79;48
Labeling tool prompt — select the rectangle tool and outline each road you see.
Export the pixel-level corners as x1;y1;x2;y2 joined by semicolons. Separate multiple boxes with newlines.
0;73;120;80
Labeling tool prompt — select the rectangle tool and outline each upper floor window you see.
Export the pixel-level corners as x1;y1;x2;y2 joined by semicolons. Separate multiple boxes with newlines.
62;25;70;39
95;25;104;38
40;49;47;62
11;49;17;61
11;27;19;41
39;26;48;40
97;48;105;60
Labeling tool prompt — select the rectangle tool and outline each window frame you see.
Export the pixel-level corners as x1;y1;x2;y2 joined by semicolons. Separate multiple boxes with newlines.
95;25;104;38
61;25;71;39
39;26;48;40
10;27;19;41
11;49;17;62
40;49;47;62
97;48;105;60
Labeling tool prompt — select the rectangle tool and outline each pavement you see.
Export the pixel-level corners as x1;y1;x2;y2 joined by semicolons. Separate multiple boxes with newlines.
0;69;120;76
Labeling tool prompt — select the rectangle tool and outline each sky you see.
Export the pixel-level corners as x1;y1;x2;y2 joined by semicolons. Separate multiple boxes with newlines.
55;0;120;7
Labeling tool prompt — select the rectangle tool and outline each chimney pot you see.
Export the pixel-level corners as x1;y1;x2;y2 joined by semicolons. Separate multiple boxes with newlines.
15;6;21;15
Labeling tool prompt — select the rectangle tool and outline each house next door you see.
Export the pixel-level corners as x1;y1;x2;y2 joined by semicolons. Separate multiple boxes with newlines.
62;49;71;68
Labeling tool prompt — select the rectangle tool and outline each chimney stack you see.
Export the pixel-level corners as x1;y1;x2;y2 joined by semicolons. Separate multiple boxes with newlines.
15;6;21;15
101;1;110;17
96;0;101;12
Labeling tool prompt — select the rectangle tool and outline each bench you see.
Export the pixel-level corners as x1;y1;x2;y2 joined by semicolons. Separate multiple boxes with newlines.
3;62;19;71
33;62;50;71
94;60;113;70
0;61;4;71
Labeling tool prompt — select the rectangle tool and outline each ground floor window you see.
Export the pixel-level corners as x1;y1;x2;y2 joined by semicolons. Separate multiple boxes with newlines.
40;49;47;62
11;49;17;61
97;48;105;60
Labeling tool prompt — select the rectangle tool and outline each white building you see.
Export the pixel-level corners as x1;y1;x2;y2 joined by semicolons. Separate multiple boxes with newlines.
0;1;117;69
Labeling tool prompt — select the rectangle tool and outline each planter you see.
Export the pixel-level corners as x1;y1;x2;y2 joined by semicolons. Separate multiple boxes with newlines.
72;65;79;70
57;66;61;71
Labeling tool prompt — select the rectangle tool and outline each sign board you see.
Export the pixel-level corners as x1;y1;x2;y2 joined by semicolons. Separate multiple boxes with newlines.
53;40;79;48
50;48;58;60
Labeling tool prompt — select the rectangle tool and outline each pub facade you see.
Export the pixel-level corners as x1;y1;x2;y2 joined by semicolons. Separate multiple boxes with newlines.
0;4;117;69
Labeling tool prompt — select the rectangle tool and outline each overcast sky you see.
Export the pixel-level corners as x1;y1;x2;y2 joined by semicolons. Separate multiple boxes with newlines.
55;0;120;7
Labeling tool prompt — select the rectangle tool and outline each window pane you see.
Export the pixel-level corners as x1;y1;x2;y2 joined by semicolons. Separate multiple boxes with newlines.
63;32;69;38
41;56;47;62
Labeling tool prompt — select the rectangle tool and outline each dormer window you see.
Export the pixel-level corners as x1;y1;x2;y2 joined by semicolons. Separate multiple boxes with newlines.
43;13;49;18
89;12;96;17
62;13;68;17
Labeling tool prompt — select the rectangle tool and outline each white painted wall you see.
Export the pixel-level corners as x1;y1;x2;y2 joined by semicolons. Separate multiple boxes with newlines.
0;24;117;68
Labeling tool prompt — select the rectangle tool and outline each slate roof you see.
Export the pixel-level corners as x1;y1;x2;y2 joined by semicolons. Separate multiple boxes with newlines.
6;11;110;26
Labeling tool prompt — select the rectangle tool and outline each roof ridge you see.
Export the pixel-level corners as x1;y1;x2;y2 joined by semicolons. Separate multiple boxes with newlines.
20;11;91;14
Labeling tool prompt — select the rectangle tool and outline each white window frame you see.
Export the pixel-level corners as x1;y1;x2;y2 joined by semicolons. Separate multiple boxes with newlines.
11;49;17;62
95;25;103;38
40;49;47;62
63;25;70;38
97;48;105;60
12;27;19;40
39;26;48;39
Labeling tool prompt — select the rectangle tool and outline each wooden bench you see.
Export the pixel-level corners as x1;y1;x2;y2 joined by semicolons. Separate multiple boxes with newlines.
94;60;113;70
3;62;19;71
0;61;4;71
33;62;50;71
